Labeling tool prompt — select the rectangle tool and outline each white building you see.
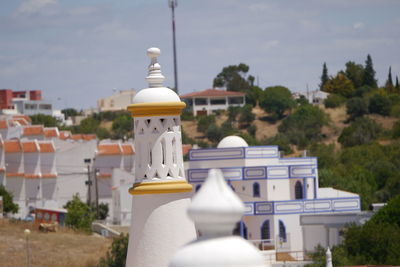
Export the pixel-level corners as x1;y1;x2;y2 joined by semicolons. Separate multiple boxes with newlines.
186;135;361;257
180;89;246;116
97;89;136;112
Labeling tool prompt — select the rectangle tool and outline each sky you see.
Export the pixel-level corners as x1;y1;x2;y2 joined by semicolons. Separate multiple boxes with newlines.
0;0;399;109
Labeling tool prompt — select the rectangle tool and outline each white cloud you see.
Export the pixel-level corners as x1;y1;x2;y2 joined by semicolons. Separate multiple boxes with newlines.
353;22;364;30
14;0;58;16
262;40;280;50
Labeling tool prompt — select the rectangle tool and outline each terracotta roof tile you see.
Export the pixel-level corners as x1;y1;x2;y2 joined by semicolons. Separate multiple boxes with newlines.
98;173;112;178
59;131;71;140
4;140;22;153
21;141;40;153
42;173;57;178
44;127;59;138
121;144;135;155
182;144;192;156
24;174;41;179
0;120;8;129
71;134;83;141
97;144;122;156
12;118;29;126
22;125;44;136
38;142;55;153
13;115;31;122
83;134;97;141
180;89;245;98
6;173;24;177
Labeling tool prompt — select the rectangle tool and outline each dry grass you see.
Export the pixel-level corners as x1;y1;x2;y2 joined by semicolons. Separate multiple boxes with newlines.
0;219;112;267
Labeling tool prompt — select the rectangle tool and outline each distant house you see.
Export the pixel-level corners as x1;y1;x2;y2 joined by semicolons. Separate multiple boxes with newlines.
97;89;136;112
306;89;329;105
180;89;245;116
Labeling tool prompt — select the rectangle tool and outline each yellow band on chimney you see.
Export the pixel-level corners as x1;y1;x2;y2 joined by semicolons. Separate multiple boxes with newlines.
129;180;193;195
127;102;186;117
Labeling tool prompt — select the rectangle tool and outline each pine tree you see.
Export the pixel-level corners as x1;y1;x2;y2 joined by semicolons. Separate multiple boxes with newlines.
386;66;394;92
319;62;329;90
363;54;377;88
396;76;399;90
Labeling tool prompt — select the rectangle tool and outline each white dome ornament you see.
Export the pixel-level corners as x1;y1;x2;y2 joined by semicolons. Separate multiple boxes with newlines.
169;169;268;267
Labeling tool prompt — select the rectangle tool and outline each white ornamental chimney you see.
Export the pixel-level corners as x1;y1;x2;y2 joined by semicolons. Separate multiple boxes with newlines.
169;169;268;267
125;47;196;267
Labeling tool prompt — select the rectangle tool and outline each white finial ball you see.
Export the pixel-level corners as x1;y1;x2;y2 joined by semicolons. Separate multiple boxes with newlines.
147;47;161;59
24;229;31;236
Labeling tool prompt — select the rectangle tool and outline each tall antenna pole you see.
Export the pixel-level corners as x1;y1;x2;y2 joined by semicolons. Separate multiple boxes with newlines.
169;0;179;93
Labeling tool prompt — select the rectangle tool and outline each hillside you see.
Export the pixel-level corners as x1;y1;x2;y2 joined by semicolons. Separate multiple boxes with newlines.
0;219;111;267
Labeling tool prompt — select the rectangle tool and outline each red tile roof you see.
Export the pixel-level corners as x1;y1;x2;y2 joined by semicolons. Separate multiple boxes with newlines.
44;127;59;138
59;131;71;140
180;89;245;98
13;115;31;123
41;173;57;178
121;144;135;155
83;134;97;141
38;142;55;153
0;120;8;129
21;141;40;153
97;173;112;178
22;125;44;136
182;144;192;156
97;144;122;156
6;173;24;177
24;174;41;179
12;118;29;126
4;140;22;153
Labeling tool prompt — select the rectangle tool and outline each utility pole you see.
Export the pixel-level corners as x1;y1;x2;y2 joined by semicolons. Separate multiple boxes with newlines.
94;168;99;219
169;0;179;93
84;158;92;205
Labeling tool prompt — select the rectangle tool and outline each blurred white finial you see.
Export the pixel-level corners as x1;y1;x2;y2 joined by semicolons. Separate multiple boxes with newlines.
188;168;245;236
326;247;333;267
146;47;165;88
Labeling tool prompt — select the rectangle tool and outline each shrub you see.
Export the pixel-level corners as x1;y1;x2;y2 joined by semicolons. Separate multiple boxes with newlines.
324;94;345;108
338;117;382;147
181;111;194;121
247;125;257;137
239;104;255;127
278;105;329;148
0;185;19;214
197;115;216;133
205;124;223;143
228;106;241;122
346;97;368;120
64;194;95;232
98;234;129;267
260;86;295;119
369;93;391;116
262;134;293;155
393;120;400;138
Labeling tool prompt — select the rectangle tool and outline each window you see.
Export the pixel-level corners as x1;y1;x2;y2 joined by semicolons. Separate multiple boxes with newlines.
210;98;226;105
24;103;37;110
295;181;303;199
279;220;287;242
253;182;260;197
228;97;244;104
39;104;52;110
195;184;201;192
194;98;208;105
261;220;270;240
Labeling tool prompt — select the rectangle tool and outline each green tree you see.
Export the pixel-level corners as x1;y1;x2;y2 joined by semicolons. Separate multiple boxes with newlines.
324;94;345;108
245;86;263;107
338;117;382;147
396;76;399;91
393;120;400;138
64;194;95;232
368;93;391;116
238;104;255;127
96;127;111;140
344;61;364;88
228;106;241;122
363;54;378;88
260;86;295;119
0;185;19;214
61;108;80;118
79;117;100;134
319;62;329;90
205;124;223;143
197;115;216;133
98;234;129;267
278;105;329;148
112;114;132;139
30;114;59;127
346;97;368;120
213;63;252;92
322;73;355;98
385;66;394;92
